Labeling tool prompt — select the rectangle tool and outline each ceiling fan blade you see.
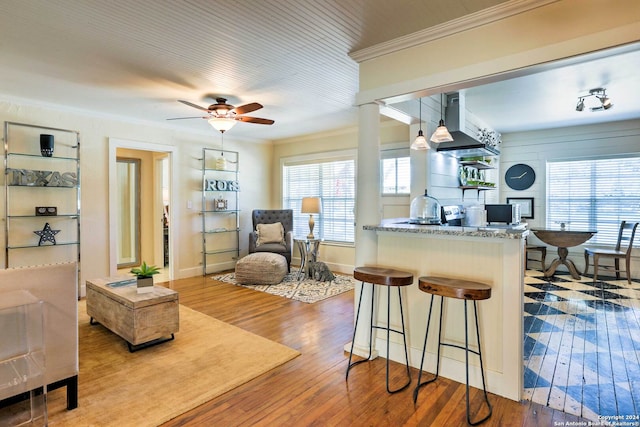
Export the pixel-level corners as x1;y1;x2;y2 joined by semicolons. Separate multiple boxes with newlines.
178;100;210;112
166;116;208;120
233;102;263;115
237;116;274;125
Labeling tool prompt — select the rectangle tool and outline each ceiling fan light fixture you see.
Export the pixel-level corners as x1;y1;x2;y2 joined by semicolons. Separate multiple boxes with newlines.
208;117;237;133
411;98;430;150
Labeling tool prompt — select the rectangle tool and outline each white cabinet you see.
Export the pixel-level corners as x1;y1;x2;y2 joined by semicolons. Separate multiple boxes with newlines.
201;148;240;275
3;122;80;270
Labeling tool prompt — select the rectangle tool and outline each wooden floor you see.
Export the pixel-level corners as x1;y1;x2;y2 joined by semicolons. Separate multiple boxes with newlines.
158;274;590;426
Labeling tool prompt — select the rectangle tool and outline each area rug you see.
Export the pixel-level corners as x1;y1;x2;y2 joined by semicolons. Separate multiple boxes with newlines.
46;300;299;427
212;272;356;303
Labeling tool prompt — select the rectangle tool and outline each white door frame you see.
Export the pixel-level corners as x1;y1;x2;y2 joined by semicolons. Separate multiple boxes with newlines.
108;138;178;279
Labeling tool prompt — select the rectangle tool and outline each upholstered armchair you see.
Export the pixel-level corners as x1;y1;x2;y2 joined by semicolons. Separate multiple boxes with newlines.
248;209;294;270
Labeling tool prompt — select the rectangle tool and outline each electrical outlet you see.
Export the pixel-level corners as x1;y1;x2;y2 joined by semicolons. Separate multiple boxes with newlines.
187;200;193;209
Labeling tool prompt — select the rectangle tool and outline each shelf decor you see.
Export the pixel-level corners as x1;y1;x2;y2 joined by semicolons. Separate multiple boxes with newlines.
477;128;502;148
33;222;60;246
213;198;228;211
204;178;240;192
6;168;78;187
40;134;54;157
35;206;57;216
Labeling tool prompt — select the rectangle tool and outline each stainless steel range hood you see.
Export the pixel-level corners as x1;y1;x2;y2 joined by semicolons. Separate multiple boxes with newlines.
436;93;500;158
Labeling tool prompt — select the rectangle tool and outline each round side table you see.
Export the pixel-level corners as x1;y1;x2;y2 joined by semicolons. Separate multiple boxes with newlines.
293;238;322;280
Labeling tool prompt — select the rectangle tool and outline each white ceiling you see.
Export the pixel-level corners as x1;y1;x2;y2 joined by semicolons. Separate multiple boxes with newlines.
0;0;637;141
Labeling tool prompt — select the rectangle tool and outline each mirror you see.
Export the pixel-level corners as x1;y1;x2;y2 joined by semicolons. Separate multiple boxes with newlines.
116;158;140;268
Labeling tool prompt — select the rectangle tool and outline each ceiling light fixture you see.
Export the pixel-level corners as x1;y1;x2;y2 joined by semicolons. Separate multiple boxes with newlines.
576;88;613;112
430;93;454;143
411;98;429;150
208;117;237;133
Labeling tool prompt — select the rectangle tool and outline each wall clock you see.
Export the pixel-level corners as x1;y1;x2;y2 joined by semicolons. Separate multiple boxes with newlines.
505;163;535;190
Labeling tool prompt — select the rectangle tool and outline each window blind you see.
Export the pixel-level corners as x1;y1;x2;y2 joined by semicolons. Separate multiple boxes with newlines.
381;149;410;195
547;156;640;245
283;158;355;243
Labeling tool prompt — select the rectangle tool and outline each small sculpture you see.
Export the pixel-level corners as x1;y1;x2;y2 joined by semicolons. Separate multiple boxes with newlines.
308;261;335;282
34;222;60;245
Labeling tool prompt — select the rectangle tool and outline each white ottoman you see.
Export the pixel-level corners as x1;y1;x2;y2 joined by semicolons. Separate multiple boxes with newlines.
235;253;288;285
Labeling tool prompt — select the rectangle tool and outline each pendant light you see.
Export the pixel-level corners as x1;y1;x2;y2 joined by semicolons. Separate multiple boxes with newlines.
411;98;429;150
430;93;454;143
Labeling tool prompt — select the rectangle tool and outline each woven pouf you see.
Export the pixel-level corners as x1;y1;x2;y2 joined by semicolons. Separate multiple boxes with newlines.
235;252;288;285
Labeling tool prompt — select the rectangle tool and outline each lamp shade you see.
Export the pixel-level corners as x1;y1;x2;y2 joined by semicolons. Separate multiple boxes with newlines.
208;117;237;132
430;120;454;143
411;130;429;150
301;197;322;214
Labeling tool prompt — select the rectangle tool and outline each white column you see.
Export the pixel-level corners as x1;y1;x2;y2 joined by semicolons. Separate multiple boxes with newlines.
348;102;381;359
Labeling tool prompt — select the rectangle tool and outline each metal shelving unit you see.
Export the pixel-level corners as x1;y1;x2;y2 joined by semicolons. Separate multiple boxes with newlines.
201;148;240;275
3;122;81;271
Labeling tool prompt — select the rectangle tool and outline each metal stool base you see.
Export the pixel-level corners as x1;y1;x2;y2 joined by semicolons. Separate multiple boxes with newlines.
346;281;411;394
413;296;492;425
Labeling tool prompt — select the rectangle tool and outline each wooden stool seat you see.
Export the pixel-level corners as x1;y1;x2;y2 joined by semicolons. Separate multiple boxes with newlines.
353;266;414;287
347;265;413;394
414;276;492;425
418;276;491;300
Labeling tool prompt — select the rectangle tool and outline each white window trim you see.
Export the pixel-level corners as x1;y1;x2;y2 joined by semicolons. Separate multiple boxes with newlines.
280;149;357;246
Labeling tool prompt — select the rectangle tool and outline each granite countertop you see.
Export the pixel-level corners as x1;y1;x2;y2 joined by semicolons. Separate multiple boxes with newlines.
363;218;529;240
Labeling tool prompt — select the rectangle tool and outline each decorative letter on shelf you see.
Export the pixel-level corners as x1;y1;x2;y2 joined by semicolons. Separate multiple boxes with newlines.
204;179;239;192
6;168;78;187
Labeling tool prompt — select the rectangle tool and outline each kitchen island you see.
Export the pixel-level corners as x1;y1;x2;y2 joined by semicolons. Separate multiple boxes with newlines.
355;219;527;401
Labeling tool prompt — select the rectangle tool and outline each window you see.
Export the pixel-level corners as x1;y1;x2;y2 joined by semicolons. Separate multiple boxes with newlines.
547;156;640;245
381;148;410;195
283;154;355;244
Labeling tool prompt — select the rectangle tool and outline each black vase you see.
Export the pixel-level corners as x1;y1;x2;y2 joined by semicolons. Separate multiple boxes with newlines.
40;134;54;157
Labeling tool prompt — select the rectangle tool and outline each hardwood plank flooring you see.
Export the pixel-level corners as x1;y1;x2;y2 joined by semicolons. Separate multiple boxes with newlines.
157;274;588;426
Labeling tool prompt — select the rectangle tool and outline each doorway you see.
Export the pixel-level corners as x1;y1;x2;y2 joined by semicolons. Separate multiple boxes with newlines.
108;138;177;281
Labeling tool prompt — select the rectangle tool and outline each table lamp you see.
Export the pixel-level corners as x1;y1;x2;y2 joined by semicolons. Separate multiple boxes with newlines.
301;197;322;239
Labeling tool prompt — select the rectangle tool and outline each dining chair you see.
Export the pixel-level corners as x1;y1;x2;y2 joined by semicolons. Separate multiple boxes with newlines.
526;238;547;271
584;221;638;284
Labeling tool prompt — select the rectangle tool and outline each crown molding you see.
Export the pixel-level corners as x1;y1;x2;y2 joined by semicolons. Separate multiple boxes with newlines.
349;0;559;63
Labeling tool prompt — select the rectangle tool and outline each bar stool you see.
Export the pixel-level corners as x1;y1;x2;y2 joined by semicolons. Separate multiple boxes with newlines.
346;266;413;393
413;276;492;425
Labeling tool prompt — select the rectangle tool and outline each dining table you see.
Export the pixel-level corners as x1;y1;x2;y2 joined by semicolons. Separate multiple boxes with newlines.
531;228;597;279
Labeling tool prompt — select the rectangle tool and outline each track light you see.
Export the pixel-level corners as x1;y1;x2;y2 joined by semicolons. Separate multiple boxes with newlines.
576;88;613;112
411;98;429;150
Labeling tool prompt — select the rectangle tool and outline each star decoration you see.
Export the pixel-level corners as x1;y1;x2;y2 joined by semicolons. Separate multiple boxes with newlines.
34;222;60;246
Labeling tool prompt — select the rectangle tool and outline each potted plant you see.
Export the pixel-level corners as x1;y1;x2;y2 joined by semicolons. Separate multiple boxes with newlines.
130;261;160;294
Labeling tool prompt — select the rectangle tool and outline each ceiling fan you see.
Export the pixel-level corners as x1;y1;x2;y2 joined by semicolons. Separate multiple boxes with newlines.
168;97;275;132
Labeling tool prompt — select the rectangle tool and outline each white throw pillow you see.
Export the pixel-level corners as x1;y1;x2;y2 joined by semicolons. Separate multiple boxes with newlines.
256;222;285;246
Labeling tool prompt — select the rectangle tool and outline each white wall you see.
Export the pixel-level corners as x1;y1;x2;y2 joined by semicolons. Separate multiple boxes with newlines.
0;100;272;292
272;119;409;274
501;118;640;275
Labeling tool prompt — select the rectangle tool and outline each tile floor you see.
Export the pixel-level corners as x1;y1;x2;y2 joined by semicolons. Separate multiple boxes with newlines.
524;268;640;421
